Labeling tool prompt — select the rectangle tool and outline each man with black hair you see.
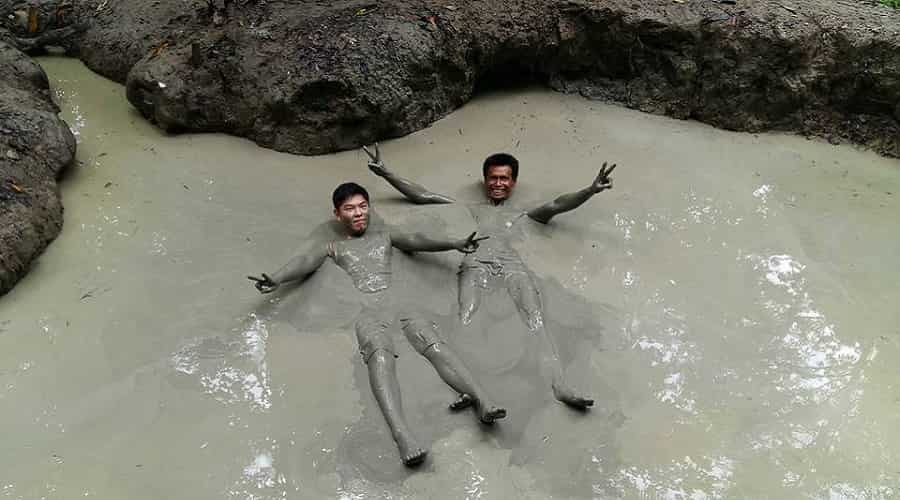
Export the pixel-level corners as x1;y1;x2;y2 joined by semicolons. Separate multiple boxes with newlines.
249;182;504;467
365;145;617;410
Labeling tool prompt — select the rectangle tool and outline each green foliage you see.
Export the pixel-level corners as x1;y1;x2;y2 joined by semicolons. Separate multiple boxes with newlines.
881;0;900;9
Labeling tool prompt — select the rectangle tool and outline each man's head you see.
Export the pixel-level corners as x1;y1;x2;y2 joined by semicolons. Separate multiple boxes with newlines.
332;182;371;236
482;153;519;203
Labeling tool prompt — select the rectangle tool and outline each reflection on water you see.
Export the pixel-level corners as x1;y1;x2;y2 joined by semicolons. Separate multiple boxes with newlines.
610;454;735;499
172;313;273;412
0;57;898;499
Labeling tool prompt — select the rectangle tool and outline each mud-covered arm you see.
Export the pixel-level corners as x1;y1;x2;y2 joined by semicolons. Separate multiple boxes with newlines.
527;162;616;224
270;246;329;283
248;245;329;293
390;230;487;253
363;143;456;204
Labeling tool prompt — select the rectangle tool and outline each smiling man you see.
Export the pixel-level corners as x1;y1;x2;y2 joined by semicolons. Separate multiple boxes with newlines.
365;146;617;410
249;182;504;467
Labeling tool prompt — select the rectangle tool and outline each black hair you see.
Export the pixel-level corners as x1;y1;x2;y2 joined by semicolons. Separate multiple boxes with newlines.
482;153;519;180
332;182;370;209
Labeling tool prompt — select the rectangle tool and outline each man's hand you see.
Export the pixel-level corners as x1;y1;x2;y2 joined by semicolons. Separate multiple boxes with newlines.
455;231;489;254
248;273;279;294
363;143;389;177
589;162;617;193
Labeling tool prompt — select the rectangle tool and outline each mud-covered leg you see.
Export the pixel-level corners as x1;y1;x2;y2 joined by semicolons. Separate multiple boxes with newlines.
366;351;428;465
458;266;487;326
357;318;427;466
506;272;594;410
401;317;506;424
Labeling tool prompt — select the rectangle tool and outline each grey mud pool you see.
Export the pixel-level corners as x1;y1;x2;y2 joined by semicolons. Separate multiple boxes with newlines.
2;57;900;499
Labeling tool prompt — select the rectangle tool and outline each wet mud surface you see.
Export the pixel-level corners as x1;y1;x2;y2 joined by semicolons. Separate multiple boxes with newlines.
1;58;899;499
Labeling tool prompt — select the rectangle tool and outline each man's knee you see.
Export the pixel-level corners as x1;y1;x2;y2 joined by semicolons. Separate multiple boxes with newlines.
366;348;396;365
356;321;396;364
399;316;443;355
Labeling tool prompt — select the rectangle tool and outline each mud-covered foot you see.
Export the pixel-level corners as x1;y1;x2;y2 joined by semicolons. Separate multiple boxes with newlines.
396;433;428;467
449;393;475;411
552;382;594;410
477;402;507;424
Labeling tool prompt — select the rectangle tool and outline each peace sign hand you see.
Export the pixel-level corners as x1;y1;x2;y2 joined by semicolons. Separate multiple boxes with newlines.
247;273;279;294
456;231;490;254
590;162;617;193
363;143;389;177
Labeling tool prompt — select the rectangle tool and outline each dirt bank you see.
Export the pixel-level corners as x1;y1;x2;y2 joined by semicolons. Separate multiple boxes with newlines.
0;41;75;294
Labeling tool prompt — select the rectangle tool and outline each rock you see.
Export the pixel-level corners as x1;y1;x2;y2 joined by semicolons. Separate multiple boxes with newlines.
81;0;900;157
0;41;76;295
0;0;895;157
0;1;86;55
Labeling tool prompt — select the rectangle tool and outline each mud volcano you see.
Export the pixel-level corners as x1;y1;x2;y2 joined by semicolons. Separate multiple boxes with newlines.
2;0;899;292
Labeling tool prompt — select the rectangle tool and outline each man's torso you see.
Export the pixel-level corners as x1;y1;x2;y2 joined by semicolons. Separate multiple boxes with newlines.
328;231;393;295
464;202;529;273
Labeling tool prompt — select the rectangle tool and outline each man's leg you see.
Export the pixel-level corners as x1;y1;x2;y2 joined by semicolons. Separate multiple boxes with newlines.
400;316;506;424
458;265;487;325
506;271;594;409
356;317;427;466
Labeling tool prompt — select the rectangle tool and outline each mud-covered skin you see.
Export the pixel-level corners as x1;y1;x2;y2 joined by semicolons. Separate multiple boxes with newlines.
459;202;534;326
252;220;505;466
329;232;392;294
366;147;600;409
461;202;595;409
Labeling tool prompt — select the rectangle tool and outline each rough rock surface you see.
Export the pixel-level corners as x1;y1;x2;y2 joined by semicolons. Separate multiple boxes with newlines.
81;0;900;156
0;0;85;55
0;41;76;294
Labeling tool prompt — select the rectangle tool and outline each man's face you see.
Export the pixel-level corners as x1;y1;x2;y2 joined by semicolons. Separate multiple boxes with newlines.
334;194;370;236
484;165;516;202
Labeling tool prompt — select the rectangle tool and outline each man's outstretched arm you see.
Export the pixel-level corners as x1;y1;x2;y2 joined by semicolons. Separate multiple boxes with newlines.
390;230;487;254
526;162;617;224
248;245;329;293
363;144;456;205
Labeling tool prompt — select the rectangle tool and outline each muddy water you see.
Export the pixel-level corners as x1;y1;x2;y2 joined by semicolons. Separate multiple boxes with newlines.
1;56;899;499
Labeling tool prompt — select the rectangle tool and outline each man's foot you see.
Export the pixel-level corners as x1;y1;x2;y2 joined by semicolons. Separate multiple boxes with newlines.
552;382;594;410
449;393;475;411
396;432;428;467
477;402;507;424
450;393;507;423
